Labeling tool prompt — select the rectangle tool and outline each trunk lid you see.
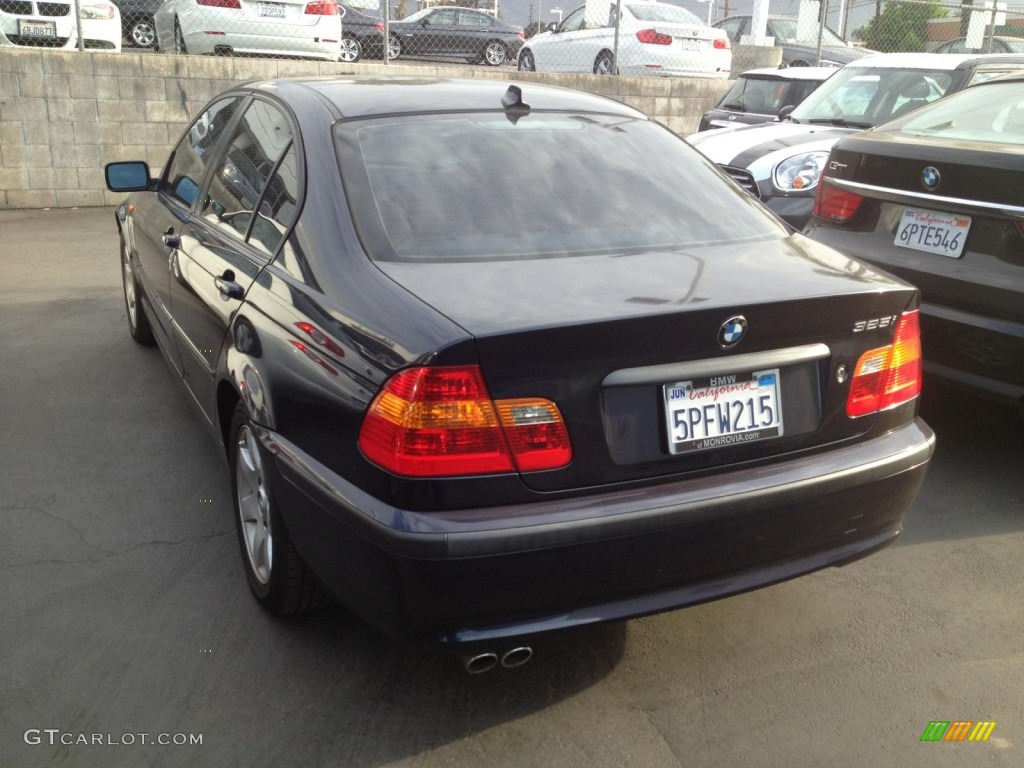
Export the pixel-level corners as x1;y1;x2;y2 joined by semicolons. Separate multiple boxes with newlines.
376;234;918;492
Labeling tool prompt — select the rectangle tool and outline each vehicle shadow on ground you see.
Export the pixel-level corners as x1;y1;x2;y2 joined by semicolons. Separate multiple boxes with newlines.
898;379;1023;546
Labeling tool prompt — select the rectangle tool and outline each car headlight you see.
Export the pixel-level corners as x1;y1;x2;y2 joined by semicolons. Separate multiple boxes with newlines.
80;2;116;18
773;151;829;192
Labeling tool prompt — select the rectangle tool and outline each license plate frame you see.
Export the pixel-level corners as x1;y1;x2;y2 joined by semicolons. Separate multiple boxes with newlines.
258;2;286;17
663;369;783;454
894;206;971;259
18;19;57;38
679;38;703;52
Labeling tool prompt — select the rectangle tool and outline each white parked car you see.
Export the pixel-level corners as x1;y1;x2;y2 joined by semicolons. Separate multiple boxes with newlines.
0;0;121;51
154;0;342;60
518;0;730;78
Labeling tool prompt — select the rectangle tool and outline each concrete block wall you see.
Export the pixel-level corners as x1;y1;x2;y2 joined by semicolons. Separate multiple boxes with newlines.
0;49;731;209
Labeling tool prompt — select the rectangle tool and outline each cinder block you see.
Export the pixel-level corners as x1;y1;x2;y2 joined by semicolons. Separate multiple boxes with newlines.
21;121;56;145
46;97;73;121
104;189;130;207
70;74;119;100
100;144;149;164
0;49;43;75
145;100;190;123
94;52;141;77
118;76;166;101
625;96;656;116
187;55;230;81
56;189;106;207
123;122;168;146
0;121;23;146
146;144;172;168
74;144;101;169
29;166;57;190
0;75;18;97
97;99;123;122
71;99;99;122
3;144;53;167
669;80;701;99
142;54;188;78
0;167;30;191
42;52;88;75
178;79;213;105
7;189;56;208
51;145;77;169
277;60;320;78
48;122;75;146
233;58;277;80
77;167;105;190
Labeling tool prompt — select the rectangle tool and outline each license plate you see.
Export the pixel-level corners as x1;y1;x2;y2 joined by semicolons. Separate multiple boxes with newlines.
894;207;971;258
664;369;783;454
680;39;703;51
18;19;56;38
258;2;286;17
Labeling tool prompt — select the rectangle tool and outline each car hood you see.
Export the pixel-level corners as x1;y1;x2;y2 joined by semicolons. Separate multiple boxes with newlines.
784;43;872;64
688;121;854;176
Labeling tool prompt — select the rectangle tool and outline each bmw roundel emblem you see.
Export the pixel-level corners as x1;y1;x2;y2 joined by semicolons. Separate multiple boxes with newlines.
718;316;747;348
921;166;941;191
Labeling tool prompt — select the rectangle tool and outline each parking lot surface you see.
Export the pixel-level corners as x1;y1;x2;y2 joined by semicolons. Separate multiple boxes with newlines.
1;207;1022;768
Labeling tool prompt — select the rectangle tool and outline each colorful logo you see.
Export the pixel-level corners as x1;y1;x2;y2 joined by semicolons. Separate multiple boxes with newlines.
920;721;997;742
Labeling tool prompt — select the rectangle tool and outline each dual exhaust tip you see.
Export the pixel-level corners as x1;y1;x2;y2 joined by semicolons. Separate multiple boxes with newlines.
462;646;533;674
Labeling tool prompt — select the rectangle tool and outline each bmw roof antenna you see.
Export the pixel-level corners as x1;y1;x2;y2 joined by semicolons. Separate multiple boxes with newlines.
502;85;531;125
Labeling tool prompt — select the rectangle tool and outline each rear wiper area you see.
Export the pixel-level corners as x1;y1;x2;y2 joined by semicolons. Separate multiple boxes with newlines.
808;118;872;129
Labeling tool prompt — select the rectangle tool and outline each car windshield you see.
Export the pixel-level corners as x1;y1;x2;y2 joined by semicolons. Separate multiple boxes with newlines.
719;76;814;113
790;66;954;126
628;4;704;25
335;113;784;262
769;18;847;46
887;80;1024;144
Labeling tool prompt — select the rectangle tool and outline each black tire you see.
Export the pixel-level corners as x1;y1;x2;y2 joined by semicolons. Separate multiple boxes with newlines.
129;17;155;48
120;236;155;347
517;48;535;71
482;39;507;66
594;51;615;75
387;34;401;60
340;34;362;62
789;59;809;67
229;403;331;615
173;19;187;54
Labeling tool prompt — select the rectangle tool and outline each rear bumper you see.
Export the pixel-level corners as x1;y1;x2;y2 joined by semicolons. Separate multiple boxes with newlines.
264;419;934;644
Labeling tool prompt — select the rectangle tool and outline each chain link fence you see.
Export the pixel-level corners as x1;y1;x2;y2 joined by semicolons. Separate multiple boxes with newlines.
3;0;1024;71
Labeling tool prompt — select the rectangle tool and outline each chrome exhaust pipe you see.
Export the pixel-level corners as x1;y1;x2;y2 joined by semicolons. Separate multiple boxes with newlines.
462;652;499;675
500;646;533;669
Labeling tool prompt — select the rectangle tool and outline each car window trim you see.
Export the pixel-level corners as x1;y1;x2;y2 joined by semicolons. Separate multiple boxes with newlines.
193;92;306;264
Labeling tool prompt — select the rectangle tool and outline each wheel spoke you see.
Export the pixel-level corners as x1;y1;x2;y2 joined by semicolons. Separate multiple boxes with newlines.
235;425;272;585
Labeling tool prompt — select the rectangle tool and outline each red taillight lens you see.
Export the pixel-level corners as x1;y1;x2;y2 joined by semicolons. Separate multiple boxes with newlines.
197;0;241;8
813;180;864;222
375;21;383;31
636;28;673;45
304;0;338;14
713;38;730;49
358;366;572;477
846;311;922;418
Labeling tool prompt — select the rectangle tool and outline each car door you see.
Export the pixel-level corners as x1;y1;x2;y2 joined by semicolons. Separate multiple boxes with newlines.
169;98;299;423
409;8;458;56
531;5;601;73
456;9;492;58
131;96;244;374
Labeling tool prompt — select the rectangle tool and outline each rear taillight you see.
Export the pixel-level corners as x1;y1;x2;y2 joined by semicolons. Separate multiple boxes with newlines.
304;0;338;14
197;0;241;8
636;28;673;45
813;179;863;222
846;311;922;418
375;21;383;31
358;365;572;477
713;38;730;49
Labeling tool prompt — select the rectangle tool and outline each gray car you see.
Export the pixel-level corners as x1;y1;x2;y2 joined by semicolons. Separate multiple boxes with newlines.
714;15;871;67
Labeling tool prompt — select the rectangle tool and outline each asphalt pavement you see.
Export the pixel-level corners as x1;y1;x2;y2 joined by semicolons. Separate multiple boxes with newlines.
1;207;1022;768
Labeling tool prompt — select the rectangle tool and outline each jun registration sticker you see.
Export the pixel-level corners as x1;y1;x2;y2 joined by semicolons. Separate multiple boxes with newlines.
664;369;783;454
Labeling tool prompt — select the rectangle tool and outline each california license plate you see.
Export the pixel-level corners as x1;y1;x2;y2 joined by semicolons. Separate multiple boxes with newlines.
258;2;286;17
680;38;703;51
664;369;783;454
895;207;971;258
18;19;56;38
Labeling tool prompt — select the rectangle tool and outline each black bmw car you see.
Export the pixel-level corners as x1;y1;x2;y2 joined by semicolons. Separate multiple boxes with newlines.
339;3;385;62
805;73;1024;412
105;77;933;669
386;6;523;65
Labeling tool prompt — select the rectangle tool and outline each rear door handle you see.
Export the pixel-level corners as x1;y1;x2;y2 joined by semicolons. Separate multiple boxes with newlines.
162;227;181;249
215;272;244;301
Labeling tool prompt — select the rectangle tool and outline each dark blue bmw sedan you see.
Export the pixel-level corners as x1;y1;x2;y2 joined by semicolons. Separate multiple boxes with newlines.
106;77;934;672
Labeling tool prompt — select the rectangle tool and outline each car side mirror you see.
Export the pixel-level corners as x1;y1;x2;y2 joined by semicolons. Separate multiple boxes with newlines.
105;161;151;192
547;21;558;32
421;18;430;26
338;4;345;16
778;104;796;121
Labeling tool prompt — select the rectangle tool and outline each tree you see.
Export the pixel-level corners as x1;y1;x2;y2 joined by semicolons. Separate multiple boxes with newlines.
854;0;948;52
